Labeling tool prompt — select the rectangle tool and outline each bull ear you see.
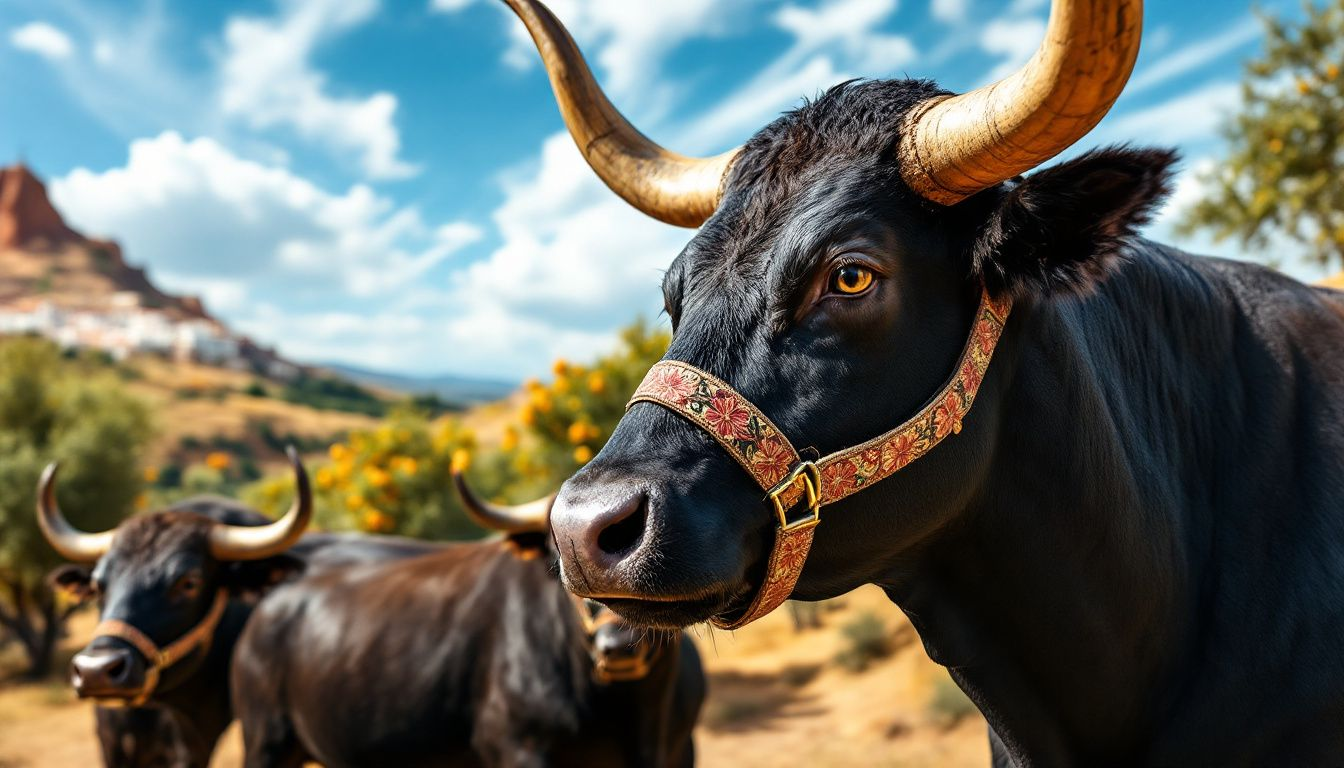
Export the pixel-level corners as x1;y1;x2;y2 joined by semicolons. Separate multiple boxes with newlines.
966;146;1178;300
223;554;305;599
47;564;95;604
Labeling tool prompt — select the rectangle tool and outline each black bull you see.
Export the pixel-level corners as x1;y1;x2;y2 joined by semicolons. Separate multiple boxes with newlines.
231;537;705;768
550;102;1344;765
50;498;440;767
484;0;1344;764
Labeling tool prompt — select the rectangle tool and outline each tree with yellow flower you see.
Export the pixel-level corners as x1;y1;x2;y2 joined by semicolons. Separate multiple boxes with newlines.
247;406;488;540
1179;2;1344;268
500;319;669;491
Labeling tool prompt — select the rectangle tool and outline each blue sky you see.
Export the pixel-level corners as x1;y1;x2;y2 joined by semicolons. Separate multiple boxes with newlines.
0;0;1318;380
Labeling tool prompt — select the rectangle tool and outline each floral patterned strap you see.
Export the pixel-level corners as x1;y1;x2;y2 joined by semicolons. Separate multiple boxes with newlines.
627;287;1012;629
811;289;1011;504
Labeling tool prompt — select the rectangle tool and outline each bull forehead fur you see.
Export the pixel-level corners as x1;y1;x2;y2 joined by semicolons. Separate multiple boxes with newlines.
664;79;954;373
700;79;949;260
99;500;269;577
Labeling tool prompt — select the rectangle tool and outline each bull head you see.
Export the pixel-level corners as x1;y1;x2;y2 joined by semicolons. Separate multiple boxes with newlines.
501;0;1172;629
38;446;313;563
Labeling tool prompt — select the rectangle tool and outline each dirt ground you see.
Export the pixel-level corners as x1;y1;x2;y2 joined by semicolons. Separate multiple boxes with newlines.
0;586;987;767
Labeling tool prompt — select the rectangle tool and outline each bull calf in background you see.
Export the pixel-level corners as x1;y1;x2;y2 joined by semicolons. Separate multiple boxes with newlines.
230;474;704;768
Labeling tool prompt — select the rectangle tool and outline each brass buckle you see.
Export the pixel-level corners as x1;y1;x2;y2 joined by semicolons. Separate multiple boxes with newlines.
767;461;821;532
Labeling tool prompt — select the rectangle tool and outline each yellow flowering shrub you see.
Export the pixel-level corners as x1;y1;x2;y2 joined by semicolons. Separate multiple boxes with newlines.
244;407;486;540
499;319;670;493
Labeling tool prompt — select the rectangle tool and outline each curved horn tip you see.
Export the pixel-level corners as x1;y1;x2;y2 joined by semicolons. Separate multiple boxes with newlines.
207;448;313;560
900;0;1144;203
36;460;114;563
453;471;551;534
500;0;736;227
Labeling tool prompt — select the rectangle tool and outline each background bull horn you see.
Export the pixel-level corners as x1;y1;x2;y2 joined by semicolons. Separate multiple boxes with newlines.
36;463;115;563
453;470;552;534
499;0;737;228
899;0;1144;204
208;446;313;560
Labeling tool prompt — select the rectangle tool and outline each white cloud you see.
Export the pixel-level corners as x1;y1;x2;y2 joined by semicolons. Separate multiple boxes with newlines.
1129;16;1261;94
979;17;1046;81
44;129;678;379
210;127;689;376
1102;81;1241;145
219;0;418;180
9;21;75;61
50;131;478;305
428;0;477;12
774;0;914;73
1146;158;1322;283
9;4;210;143
440;132;686;371
679;0;914;151
681;56;850;151
446;0;727;107
930;0;967;24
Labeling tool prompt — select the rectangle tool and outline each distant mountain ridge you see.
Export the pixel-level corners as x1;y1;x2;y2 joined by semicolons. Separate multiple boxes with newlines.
321;362;516;405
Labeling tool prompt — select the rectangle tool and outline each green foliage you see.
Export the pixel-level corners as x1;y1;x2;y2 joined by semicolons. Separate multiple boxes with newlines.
0;339;151;576
834;612;892;672
243;380;269;398
927;671;977;728
0;338;151;676
281;373;387;416
1178;1;1344;269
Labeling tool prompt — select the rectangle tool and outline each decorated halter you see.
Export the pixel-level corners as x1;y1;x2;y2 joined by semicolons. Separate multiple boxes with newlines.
90;590;229;706
572;595;666;683
628;287;1011;629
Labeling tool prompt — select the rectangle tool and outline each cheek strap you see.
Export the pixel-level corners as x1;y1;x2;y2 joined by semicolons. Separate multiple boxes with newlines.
90;589;229;706
628;286;1011;629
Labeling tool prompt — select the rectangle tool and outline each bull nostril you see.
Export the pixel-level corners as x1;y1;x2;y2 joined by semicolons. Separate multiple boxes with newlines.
106;655;127;682
595;494;647;558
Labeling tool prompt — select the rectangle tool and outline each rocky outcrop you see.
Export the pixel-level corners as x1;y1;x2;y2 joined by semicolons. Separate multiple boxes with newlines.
0;164;80;249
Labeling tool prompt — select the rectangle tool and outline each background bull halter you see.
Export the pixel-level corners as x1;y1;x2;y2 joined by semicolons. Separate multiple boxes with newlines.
89;589;228;706
628;287;1012;629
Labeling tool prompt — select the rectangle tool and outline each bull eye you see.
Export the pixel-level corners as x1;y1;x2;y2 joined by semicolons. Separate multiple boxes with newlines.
173;573;203;600
829;264;875;296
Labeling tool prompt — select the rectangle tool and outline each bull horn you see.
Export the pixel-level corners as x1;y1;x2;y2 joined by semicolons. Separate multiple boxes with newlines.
36;463;115;563
453;471;552;534
499;0;737;228
208;446;313;561
899;0;1144;204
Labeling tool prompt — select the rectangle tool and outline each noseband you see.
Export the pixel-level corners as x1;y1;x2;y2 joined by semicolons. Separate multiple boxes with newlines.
629;286;1011;629
90;590;229;706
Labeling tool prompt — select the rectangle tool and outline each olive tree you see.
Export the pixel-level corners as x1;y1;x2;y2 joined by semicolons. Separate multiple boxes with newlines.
1178;1;1344;269
0;339;151;677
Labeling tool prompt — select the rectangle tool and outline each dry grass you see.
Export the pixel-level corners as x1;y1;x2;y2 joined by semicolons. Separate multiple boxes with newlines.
120;356;381;469
0;588;987;768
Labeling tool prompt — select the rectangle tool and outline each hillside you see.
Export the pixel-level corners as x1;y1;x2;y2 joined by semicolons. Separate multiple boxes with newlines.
0;164;209;321
0;163;298;378
0;163;525;484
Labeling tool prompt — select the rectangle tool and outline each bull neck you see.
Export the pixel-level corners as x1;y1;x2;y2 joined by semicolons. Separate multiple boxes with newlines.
883;251;1235;763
